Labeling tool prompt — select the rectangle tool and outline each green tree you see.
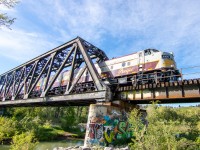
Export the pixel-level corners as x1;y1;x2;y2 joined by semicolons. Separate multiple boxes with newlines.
0;106;89;142
0;0;18;28
60;107;77;130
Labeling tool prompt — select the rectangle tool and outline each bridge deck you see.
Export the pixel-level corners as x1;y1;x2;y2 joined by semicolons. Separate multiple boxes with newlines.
114;79;200;104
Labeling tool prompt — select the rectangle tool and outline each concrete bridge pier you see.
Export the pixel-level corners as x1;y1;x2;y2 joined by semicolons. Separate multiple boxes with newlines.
84;101;138;147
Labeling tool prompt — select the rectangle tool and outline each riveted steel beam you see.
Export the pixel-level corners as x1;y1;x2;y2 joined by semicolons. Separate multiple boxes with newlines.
40;44;76;97
66;47;78;92
65;66;87;94
77;38;105;91
43;53;56;92
12;67;25;100
25;58;51;98
0;91;107;107
26;60;39;94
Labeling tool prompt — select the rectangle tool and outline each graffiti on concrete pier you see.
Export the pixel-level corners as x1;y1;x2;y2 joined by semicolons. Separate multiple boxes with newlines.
85;105;133;146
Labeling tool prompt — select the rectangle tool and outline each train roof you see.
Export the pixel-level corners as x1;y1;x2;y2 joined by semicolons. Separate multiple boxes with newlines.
109;48;160;60
110;52;137;60
143;49;160;52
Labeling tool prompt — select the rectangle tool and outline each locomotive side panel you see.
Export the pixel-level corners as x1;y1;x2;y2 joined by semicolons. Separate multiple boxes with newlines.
61;71;70;86
35;78;44;92
53;74;62;88
99;53;139;78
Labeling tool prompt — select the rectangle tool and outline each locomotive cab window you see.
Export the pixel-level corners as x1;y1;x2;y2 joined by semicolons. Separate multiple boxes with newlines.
110;66;113;69
144;49;151;56
127;62;131;66
122;62;126;67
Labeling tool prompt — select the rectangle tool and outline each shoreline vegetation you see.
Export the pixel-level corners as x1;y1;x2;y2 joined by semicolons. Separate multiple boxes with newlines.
0;128;85;145
129;105;200;150
0;106;88;149
0;105;199;149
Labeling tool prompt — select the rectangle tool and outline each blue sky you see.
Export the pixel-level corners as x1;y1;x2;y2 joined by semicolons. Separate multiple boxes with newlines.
1;0;200;77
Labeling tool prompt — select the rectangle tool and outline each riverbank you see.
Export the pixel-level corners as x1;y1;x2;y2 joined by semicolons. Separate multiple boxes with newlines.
57;131;85;140
0;139;84;150
53;145;130;150
0;126;85;145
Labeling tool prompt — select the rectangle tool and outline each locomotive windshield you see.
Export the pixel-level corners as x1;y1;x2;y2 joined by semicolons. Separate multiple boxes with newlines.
152;49;159;52
144;49;159;56
162;55;170;59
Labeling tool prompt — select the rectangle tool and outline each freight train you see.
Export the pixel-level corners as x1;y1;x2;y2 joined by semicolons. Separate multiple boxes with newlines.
2;48;181;99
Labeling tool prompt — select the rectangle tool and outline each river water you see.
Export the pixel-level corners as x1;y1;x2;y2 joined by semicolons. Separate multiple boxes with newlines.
0;139;84;150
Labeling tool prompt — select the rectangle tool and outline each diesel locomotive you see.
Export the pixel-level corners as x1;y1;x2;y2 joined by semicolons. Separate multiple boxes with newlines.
34;48;180;96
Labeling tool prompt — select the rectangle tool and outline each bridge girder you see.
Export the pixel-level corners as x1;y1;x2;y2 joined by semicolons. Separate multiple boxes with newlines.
0;37;111;104
114;79;200;104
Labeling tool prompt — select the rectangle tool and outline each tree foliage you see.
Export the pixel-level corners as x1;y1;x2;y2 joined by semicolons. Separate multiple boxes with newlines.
0;106;88;144
0;117;16;142
0;0;18;28
10;131;38;150
129;105;200;150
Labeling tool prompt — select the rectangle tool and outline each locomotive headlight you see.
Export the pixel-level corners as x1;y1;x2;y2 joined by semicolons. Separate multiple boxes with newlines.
171;65;174;67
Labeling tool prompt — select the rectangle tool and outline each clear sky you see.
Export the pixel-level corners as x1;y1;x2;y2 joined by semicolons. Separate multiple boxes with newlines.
0;0;200;106
1;0;200;77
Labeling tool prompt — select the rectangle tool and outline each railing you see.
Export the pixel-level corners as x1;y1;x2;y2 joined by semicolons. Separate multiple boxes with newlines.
109;66;200;86
180;65;200;80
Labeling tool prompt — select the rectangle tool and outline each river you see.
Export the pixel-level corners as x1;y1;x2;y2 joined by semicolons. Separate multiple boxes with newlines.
0;139;84;150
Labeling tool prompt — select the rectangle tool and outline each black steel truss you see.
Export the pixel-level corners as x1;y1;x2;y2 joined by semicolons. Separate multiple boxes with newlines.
0;37;110;102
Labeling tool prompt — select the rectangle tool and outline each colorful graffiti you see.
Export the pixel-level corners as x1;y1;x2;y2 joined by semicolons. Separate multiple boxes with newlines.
85;106;133;146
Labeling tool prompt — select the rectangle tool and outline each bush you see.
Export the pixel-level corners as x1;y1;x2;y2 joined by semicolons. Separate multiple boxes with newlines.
0;117;16;142
10;131;38;150
0;106;89;143
129;105;200;150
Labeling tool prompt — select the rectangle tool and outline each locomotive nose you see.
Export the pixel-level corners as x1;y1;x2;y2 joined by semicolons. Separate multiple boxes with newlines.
162;52;176;68
163;59;174;67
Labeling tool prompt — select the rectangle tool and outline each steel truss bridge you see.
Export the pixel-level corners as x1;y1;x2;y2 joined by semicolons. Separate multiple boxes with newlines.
0;37;199;107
